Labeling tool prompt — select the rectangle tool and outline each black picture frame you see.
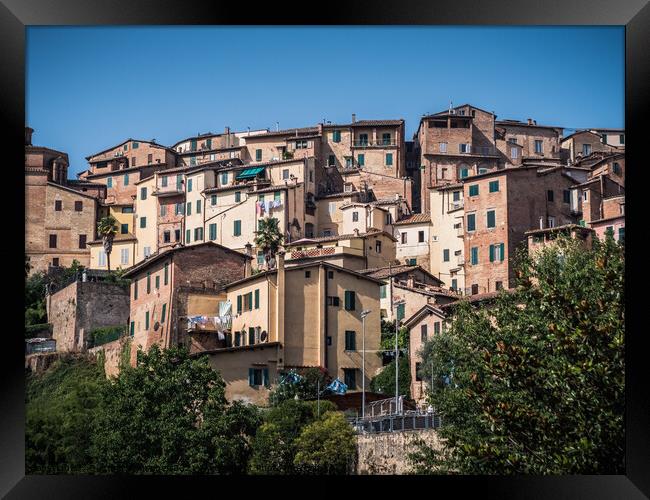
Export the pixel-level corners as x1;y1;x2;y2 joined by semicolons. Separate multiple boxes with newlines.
3;0;648;496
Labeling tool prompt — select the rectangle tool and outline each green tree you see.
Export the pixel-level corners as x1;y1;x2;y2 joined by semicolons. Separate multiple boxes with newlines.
25;253;31;277
91;345;260;474
293;412;356;475
380;319;409;352
409;235;624;474
97;215;118;272
268;367;329;406
25;271;48;327
26;355;108;474
254;217;283;269
369;355;411;400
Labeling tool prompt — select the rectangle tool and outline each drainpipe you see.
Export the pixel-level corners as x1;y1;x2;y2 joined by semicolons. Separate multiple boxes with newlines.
321;264;328;370
276;250;286;370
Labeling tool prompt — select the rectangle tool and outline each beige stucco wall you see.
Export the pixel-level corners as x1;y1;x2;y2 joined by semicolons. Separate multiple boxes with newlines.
429;189;465;292
134;176;158;262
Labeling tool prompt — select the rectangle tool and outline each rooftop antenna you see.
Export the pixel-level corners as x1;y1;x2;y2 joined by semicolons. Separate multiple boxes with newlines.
276;121;279;132
449;100;453;113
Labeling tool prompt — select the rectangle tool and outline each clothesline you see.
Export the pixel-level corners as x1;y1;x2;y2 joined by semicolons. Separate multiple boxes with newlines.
255;199;283;216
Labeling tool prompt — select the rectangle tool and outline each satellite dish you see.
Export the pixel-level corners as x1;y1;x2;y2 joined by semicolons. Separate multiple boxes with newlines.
260;331;268;342
153;321;160;331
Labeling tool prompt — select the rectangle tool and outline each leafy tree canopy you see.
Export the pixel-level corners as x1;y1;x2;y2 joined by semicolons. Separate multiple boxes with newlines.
410;235;624;474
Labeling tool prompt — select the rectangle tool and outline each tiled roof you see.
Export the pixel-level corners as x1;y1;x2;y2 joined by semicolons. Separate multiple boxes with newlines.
524;224;594;236
440;288;515;308
359;264;421;278
248;126;320;139
350;119;404;127
393;213;431;225
88;232;137;245
287;227;396;246
394;282;458;298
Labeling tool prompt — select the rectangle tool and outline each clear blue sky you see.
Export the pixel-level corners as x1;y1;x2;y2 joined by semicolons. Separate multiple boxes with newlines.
26;26;624;177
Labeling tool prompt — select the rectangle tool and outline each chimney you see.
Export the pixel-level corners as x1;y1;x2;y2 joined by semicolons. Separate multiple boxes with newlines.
25;127;33;146
352;113;356;124
244;243;252;277
527;118;533;125
318;123;323;135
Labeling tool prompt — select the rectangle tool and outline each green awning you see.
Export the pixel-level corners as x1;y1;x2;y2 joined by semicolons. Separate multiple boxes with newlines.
236;166;265;180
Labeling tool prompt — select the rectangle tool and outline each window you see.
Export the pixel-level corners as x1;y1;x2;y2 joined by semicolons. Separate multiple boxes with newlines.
196;199;201;214
160;204;167;217
385;213;392;225
154;274;160;290
460;168;469;179
375;241;382;253
547;190;554;202
255;149;262;162
140;187;147;200
140;217;147;229
443;249;450;262
563;190;571;203
582;144;591;156
613;162;621;175
54;200;62;211
382;133;391;145
309;170;313;182
469;184;479;197
421;324;428;343
496;281;503;291
176;175;183;190
344;291;356;311
327;296;340;307
234;220;241;236
130;321;135;337
357;154;365;166
583;191;588;201
131;157;137;167
194;227;203;241
434;321;441;335
145;311;150;330
489;243;505;262
489;180;499;193
123;174;129;186
439;142;447;153
452;191;461;202
380;285;387;298
487;210;496;228
220;172;228;185
459;143;470;153
401;233;407;244
471;284;479;295
235;191;241;203
147;153;153;165
467;213;476;232
620;134;625;145
328;154;335;167
358;133;368;146
254;289;260;309
471;247;479;265
345;157;352;168
187;179;193;193
74;201;83;212
352;211;359;222
163;230;170;243
146;272;151;294
333;130;341;142
281;169;290;181
396;303;405;322
49;234;57;248
120;248;129;265
343;369;357;390
159;303;167;324
534;140;543;154
618;227;625;242
186;203;192;216
98;251;106;267
451;278;457;290
107;177;113;188
186;229;191;243
328;270;334;279
547;216;556;228
418;231;425;243
248;367;270;388
345;331;356;351
385;153;393;166
511;147;518;159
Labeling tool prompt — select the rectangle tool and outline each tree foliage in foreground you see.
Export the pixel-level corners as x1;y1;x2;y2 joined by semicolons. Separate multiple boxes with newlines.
409;235;624;474
91;345;261;474
370;355;411;400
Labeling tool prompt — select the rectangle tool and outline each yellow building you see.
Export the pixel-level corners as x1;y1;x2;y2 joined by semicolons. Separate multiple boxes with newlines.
87;233;137;270
204;253;384;406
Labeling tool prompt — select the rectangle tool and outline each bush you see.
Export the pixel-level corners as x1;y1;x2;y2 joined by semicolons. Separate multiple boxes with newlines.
87;326;126;348
25;323;52;339
370;355;411;400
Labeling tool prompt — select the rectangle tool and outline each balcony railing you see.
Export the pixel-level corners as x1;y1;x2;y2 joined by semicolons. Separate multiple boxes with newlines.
457;255;465;266
353;140;397;147
289;247;336;260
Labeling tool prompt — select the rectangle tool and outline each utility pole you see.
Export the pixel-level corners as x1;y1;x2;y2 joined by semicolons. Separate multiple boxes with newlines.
394;298;405;415
360;309;372;420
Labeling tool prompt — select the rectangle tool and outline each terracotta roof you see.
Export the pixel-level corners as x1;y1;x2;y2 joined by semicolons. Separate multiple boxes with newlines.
495;120;563;131
46;182;101;200
121;242;250;278
246;126;320;139
315;191;361;200
590;215;626;225
524;224;594;236
393;213;431;225
88;232;137;245
440;288;515;309
359;264;444;285
350;119;404;127
86;138;174;160
403;304;448;329
393;282;458;299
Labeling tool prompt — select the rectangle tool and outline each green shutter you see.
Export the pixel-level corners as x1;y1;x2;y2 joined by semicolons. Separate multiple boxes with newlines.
254;289;260;309
145;311;149;330
263;368;270;387
146;272;151;293
247;292;253;311
248;368;255;386
380;285;386;298
130;321;135;337
249;327;255;345
487;210;495;228
489;244;495;262
500;243;505;262
237;295;242;314
161;303;166;324
274;191;281;201
186;229;191;242
155;275;160;289
397;303;405;321
164;263;168;285
209;223;217;241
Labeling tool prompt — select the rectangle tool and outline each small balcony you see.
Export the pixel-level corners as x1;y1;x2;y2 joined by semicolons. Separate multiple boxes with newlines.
153;185;184;197
456;226;464;237
457;255;465;266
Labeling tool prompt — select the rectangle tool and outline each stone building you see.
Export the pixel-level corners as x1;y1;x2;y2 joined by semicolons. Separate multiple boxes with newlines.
560;130;622;165
25;127;105;273
204;254;384;405
494;119;563;167
120;242;251;365
46;280;131;352
392;213;432;270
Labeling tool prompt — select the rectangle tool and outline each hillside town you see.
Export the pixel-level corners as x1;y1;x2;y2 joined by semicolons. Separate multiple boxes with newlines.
25;103;625;413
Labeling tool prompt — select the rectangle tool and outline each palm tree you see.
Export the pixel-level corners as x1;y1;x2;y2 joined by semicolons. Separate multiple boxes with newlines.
254;218;284;269
97;215;118;271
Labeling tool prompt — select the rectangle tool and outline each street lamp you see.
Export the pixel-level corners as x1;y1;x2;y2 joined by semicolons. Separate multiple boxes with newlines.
360;309;372;420
393;299;406;415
